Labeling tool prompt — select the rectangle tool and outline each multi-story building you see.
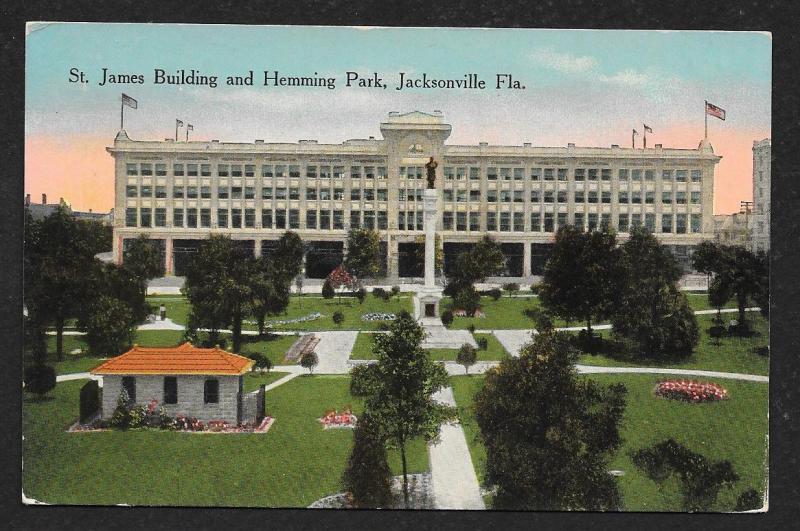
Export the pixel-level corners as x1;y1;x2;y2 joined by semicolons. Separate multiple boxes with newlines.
108;111;719;279
751;139;771;252
713;213;751;247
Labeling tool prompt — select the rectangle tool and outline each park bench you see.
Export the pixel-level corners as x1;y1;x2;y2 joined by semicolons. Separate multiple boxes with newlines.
283;334;320;363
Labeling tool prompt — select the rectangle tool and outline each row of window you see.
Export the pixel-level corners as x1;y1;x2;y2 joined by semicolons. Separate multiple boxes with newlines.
125;162;704;182
127;163;388;179
126;185;389;201
442;189;702;205
125;207;390;230
121;376;218;405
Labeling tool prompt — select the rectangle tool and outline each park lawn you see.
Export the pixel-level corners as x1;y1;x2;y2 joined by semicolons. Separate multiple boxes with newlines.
23;375;429;507
238;334;300;366
450;373;768;512
684;292;742;312
146;295;192;325
441;295;552;330
578;314;769;376
349;332;508;361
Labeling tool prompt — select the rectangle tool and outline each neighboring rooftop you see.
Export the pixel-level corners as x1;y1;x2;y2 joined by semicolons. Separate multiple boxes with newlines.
90;342;254;376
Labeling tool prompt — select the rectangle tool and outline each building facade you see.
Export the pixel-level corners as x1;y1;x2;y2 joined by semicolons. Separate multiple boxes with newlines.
108;111;720;278
713;213;751;247
751;139;771;252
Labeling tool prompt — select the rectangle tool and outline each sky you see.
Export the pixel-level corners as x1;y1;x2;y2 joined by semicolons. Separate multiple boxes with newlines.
25;24;771;214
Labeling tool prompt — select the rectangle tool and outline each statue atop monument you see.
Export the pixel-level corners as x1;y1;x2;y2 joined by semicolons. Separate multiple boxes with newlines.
425;156;438;189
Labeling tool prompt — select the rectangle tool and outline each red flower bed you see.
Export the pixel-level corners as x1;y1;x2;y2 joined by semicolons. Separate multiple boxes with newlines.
655;380;728;403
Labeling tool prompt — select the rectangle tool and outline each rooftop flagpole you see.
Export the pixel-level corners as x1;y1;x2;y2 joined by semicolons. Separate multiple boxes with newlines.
704;100;708;140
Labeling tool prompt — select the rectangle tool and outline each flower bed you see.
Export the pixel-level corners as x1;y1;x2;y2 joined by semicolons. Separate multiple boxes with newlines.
245;312;323;327
318;407;357;429
69;415;275;434
654;380;728;403
452;309;486;318
361;312;396;321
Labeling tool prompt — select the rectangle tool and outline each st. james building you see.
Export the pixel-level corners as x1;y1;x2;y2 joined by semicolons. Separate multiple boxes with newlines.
109;111;719;279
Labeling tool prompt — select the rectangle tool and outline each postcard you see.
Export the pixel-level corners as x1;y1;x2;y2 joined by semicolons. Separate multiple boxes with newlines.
23;23;770;511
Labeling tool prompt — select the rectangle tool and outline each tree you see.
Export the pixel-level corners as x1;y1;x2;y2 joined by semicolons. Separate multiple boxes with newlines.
350;312;455;507
80;295;138;357
456;343;477;375
122;234;165;305
540;225;622;337
445;237;505;317
322;279;335;300
342;411;394;508
300;351;318;374
24;206;103;360
412;234;444;276
250;257;291;335
333;311;345;325
453;284;481;317
23;364;56;398
612;227;699;359
271;231;305;283
708;275;733;324
345;228;382;281
97;262;150;322
474;330;627;510
328;264;355;303
183;235;255;352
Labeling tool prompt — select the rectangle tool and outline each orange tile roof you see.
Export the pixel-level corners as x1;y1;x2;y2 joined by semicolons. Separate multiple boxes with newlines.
90;342;254;376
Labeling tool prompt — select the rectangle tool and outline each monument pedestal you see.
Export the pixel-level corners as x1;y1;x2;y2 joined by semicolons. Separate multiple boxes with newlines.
413;187;444;325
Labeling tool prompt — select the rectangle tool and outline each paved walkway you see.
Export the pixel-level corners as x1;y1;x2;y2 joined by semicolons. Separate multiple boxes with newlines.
491;329;536;358
428;387;485;510
312;331;359;374
137;318;185;331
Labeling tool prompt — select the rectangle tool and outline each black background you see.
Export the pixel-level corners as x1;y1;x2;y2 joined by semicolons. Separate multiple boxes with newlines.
2;1;798;529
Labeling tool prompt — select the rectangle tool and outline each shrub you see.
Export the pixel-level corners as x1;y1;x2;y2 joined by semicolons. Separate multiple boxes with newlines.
456;344;478;375
355;288;367;304
441;310;454;327
488;288;502;301
524;307;553;333
333;311;345;325
467;323;476;334
377;322;390;331
530;283;541;295
391;285;401;298
110;388;132;429
322;279;335;299
128;404;147;429
631;439;739;511
249;353;273;373
454;285;481;316
476;337;488;350
709;325;725;343
372;287;387;300
23;364;56;398
342;411;393;508
301;351;319;374
502;283;519;296
734;488;762;512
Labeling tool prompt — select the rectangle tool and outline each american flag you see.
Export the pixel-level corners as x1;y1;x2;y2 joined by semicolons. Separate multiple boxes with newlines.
187;124;194;131
176;119;184;127
643;124;653;133
121;93;137;109
706;102;726;121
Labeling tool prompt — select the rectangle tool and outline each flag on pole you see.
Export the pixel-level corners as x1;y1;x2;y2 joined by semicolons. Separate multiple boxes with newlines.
643;124;653;133
705;102;726;120
632;129;639;136
122;93;138;109
187;124;194;131
176;119;184;127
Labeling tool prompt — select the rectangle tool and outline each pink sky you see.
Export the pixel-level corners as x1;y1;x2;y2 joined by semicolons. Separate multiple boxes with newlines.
25;127;763;215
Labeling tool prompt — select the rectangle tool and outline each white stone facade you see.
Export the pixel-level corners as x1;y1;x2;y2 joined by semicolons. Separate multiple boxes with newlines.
101;374;242;424
108;111;720;277
751;139;771;252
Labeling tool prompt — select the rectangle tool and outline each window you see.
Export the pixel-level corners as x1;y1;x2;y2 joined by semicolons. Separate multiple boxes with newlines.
201;164;211;177
262;186;273;200
333;166;344;179
618;169;628;180
173;208;184;227
574;212;584;230
500;168;511;181
186;208;197;228
156;186;167;198
601;169;611;181
544;212;554;232
261;209;272;228
530;190;541;202
397;212;406;230
487;190;498;203
691;170;702;182
530;168;541;181
500;190;512;203
275;209;286;229
631;191;642;204
557;212;567;230
675;191;687;205
631;213;642;228
187;164;198;177
574;169;585;182
306;188;317;200
231;186;242;199
618;214;629;232
601;191;611;204
156;163;167;176
513;212;524;232
364;189;375;201
558;168;568;181
544;168;555;181
122;376;136;403
173;164;184;176
645;170;654;181
531;212;541;232
350;210;360;228
456;212;467;231
676;214;687;234
443;211;454;230
588;169;598;181
470;167;480;180
500;212;511;231
544;191;555;203
200;186;211;199
126;185;137;198
288;209;299;229
557;191;568;203
200;209;211;228
618;191;629;203
351;188;361;201
333;210;344;229
319;188;331;201
377;211;388;230
186;186;197;199
691;214;702;233
661;214;673;233
363;211;375;229
140;185;152;198
675;170;687;182
217;186;228;199
487;212;497;231
601;213;611;229
334;188;345;200
487;167;498;180
231;165;242;177
245;209;256;228
587;191;598;204
690;191;701;204
217;164;229;177
469;212;480;231
645;213;655;232
275;188;287;200
245;164;255;177
204;379;219;404
125;208;137;227
574;191;585;203
304;165;315;178
289;187;300;200
645;191;655;204
140;164;153;176
662;169;672;181
163;377;177;404
126;163;138;176
305;210;318;229
632;169;642;181
662;191;672;204
444;167;455;180
588;213;598;231
155;208;166;227
364;167;375;179
377;189;388;201
245;186;255;199
514;168;524;181
513;190;524;203
458;190;468;203
217;209;227;228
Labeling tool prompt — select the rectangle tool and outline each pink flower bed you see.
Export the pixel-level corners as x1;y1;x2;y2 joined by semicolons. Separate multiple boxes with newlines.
655;380;729;403
319;407;357;429
452;309;486;318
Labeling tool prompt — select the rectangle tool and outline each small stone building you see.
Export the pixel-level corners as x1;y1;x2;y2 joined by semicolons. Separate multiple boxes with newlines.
91;342;254;424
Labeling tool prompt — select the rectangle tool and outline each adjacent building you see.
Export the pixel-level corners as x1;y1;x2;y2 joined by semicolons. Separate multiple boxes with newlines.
751;139;771;252
108;111;720;278
713;213;751;247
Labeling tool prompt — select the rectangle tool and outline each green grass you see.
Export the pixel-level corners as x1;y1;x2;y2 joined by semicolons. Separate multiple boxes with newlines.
146;296;192;325
441;296;554;330
450;373;768;511
23;375;429;507
578;314;769;376
242;371;291;391
238;334;301;366
349;332;509;362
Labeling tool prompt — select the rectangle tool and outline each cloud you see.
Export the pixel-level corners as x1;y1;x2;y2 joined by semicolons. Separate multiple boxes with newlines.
530;47;598;73
597;68;651;87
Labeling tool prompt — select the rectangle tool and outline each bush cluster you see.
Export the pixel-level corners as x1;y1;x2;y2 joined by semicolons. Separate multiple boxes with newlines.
441;310;454;327
372;287;390;301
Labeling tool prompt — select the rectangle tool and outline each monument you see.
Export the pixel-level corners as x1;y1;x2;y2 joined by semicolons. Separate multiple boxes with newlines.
414;157;478;350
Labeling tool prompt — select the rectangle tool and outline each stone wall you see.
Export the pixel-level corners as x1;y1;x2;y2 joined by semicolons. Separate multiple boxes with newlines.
101;374;241;424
